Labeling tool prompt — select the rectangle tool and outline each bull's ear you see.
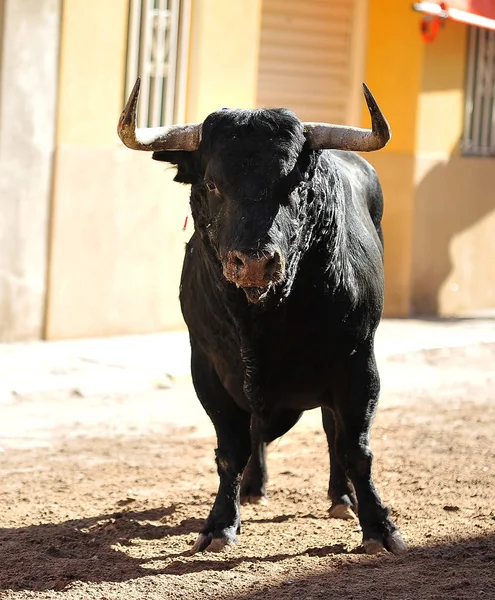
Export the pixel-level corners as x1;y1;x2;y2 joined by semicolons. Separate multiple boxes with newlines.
152;150;200;184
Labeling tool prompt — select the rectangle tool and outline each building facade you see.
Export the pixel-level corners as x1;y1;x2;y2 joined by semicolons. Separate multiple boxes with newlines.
0;0;494;341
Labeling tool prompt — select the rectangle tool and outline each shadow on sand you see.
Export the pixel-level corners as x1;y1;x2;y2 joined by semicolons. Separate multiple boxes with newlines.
0;504;493;598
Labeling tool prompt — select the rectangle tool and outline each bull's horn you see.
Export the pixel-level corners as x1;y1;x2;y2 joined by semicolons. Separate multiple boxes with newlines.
117;77;202;151
303;83;391;152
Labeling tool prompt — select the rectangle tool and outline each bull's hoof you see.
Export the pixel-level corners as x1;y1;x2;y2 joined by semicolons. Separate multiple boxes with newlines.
386;530;407;555
189;533;237;554
363;539;388;554
329;503;357;520
363;530;407;555
240;494;269;505
240;479;267;505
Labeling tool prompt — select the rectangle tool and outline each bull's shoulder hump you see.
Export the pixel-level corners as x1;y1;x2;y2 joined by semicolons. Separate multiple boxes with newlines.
325;150;378;179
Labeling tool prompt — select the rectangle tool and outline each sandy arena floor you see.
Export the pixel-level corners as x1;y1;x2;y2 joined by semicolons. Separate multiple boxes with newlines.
0;323;494;599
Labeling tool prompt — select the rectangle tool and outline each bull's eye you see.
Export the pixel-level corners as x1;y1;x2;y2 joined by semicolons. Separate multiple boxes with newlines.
205;180;218;193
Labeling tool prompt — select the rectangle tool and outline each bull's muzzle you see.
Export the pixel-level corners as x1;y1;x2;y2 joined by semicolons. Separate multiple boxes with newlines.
224;250;284;302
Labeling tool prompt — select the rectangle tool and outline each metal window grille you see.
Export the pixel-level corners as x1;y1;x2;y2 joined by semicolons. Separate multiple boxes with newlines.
125;0;191;127
463;26;495;156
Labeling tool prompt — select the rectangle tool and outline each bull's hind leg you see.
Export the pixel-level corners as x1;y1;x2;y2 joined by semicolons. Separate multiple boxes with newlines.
189;343;251;553
331;343;406;555
240;416;268;504
321;408;358;520
240;411;303;504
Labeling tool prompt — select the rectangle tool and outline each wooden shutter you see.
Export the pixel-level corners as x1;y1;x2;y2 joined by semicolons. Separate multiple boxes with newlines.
256;0;355;124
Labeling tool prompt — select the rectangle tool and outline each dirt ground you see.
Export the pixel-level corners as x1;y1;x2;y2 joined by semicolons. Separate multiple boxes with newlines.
1;340;494;599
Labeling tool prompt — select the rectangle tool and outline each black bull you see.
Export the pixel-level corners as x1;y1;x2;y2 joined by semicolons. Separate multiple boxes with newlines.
118;79;406;555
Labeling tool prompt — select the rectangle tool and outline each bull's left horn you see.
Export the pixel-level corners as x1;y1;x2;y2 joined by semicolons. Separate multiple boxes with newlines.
303;83;391;152
117;77;202;151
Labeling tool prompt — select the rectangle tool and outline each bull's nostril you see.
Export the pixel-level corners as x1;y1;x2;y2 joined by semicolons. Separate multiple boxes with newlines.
225;250;282;287
264;252;280;277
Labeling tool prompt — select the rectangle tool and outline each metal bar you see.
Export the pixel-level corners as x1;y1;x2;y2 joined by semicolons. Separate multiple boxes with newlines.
462;26;477;154
151;0;168;126
412;2;448;18
126;0;142;100
481;30;495;151
175;0;191;123
164;0;180;125
345;0;368;126
490;33;495;153
139;0;154;127
472;29;485;152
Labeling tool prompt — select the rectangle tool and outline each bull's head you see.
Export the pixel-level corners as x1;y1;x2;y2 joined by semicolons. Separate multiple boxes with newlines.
118;78;390;304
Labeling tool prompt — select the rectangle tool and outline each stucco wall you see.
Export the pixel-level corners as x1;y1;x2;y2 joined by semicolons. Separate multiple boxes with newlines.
46;0;262;339
364;2;494;317
0;0;61;341
187;0;262;121
363;0;424;316
413;155;495;315
47;148;191;338
412;20;495;316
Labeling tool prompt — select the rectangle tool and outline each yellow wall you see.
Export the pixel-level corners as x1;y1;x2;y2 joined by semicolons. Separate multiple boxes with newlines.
364;0;424;155
363;0;424;316
47;0;263;339
416;20;466;156
56;0;128;146
365;4;495;317
187;0;262;120
412;21;495;316
47;0;494;336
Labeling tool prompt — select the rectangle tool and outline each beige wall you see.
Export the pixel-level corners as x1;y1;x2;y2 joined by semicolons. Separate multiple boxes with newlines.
0;0;61;341
365;153;416;315
56;0;128;146
413;155;495;315
47;0;262;339
47;148;191;337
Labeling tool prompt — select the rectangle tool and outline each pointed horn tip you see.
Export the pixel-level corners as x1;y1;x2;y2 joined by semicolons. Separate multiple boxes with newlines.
361;82;376;105
118;77;142;136
131;76;142;95
127;77;142;109
361;82;392;143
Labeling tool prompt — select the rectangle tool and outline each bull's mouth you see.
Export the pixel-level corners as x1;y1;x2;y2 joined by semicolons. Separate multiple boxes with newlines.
243;285;271;304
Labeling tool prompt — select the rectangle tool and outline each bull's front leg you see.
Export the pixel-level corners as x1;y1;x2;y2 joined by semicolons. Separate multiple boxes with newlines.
189;343;251;553
191;428;251;553
331;342;407;555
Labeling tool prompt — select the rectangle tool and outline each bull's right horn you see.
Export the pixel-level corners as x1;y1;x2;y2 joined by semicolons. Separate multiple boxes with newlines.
117;77;202;152
303;83;391;152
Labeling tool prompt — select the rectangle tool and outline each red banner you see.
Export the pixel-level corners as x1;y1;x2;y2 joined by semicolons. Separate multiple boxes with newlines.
447;1;495;20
